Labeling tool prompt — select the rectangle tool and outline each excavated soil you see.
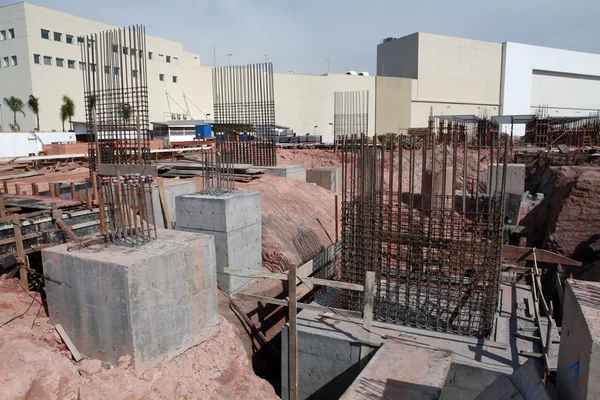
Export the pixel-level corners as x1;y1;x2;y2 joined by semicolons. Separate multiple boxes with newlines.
0;279;278;400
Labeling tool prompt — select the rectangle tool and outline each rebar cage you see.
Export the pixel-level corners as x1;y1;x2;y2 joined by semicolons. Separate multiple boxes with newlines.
524;116;600;148
339;96;509;337
81;25;150;170
212;62;277;166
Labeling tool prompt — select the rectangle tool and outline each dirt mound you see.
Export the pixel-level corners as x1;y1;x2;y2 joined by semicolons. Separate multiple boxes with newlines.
0;279;277;400
521;166;600;260
277;148;342;168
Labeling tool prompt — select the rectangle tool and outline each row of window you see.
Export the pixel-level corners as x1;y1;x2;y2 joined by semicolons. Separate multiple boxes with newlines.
0;29;15;41
148;52;179;65
39;29;180;66
32;53;178;83
0;55;18;67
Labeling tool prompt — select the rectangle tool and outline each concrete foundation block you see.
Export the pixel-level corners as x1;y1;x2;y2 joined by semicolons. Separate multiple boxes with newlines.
306;168;342;192
42;229;219;374
557;279;600;400
488;163;525;196
176;191;262;293
148;180;197;229
263;165;306;182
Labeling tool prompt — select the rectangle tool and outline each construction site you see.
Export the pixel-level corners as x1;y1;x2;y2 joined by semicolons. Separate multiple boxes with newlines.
1;12;600;400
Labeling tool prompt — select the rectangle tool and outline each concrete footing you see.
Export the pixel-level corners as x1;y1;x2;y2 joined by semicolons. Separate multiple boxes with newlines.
176;190;262;292
488;164;525;223
42;229;219;374
263;165;306;182
306;168;341;192
148;180;197;229
557;279;600;399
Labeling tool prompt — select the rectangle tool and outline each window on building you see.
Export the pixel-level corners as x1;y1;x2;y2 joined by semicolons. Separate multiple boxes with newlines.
132;69;137;78
172;75;177;83
112;44;118;53
2;57;8;67
54;32;62;42
11;56;17;66
68;60;75;69
166;55;171;63
123;47;128;55
158;54;164;62
0;30;6;41
104;65;110;74
56;58;64;67
113;67;119;75
34;54;41;64
159;73;164;81
79;61;85;70
148;52;153;60
90;63;96;72
77;36;85;45
43;56;52;66
66;35;74;44
41;29;50;39
173;57;179;65
8;29;14;39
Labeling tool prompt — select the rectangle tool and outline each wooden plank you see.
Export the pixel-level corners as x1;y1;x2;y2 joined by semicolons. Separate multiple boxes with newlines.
233;292;363;318
556;271;564;306
360;271;375;366
2;180;8;194
289;260;298;400
156;177;171;229
98;163;158;177
515;332;541;342
0;198;5;218
91;172;98;204
55;218;79;241
520;351;543;358
70;182;76;199
13;216;27;287
224;267;365;292
54;323;82;361
0;170;43;181
502;245;582;266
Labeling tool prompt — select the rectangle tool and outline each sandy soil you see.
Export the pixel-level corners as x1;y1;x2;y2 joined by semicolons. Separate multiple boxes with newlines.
0;279;278;400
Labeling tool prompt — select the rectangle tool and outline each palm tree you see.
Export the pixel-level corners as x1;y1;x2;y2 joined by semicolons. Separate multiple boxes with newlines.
3;96;25;132
120;103;132;124
27;95;40;131
60;96;75;131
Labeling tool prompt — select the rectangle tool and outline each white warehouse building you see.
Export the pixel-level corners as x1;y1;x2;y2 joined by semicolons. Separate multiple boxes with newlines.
377;32;600;134
0;2;599;143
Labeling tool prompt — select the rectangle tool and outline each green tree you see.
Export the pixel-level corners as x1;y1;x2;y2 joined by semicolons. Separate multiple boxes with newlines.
3;96;25;132
60;95;75;131
27;95;40;131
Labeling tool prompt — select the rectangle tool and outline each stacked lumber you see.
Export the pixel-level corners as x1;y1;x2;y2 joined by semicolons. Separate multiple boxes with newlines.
0;165;42;181
158;162;264;183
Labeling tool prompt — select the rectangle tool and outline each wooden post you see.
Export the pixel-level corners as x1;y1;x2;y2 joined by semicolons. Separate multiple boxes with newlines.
156;177;171;229
0;198;5;218
86;189;92;208
2;180;7;194
289;262;298;400
31;183;38;195
360;271;376;367
15;184;20;195
335;194;339;243
13;215;28;288
70;182;76;199
49;183;56;197
91;172;98;204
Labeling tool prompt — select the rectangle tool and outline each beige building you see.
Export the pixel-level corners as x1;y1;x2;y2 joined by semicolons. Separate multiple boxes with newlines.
376;32;503;132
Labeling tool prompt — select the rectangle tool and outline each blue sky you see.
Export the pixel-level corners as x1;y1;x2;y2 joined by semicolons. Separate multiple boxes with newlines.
15;0;600;75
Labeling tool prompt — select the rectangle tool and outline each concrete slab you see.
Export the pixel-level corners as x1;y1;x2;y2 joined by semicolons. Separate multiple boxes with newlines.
176;191;262;292
557;279;600;400
262;165;306;182
148;180;197;229
340;341;453;400
283;283;542;400
474;359;549;400
306;168;342;192
42;229;219;374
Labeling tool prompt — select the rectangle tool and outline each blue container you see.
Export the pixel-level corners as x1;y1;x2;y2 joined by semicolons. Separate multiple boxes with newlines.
195;125;212;138
239;134;248;141
214;134;226;141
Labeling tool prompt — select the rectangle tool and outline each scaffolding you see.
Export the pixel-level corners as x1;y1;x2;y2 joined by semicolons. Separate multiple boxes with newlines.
212;63;277;166
340;109;508;338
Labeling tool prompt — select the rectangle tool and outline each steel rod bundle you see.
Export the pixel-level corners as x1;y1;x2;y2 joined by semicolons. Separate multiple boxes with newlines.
98;173;157;245
212;62;277;166
337;97;509;337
